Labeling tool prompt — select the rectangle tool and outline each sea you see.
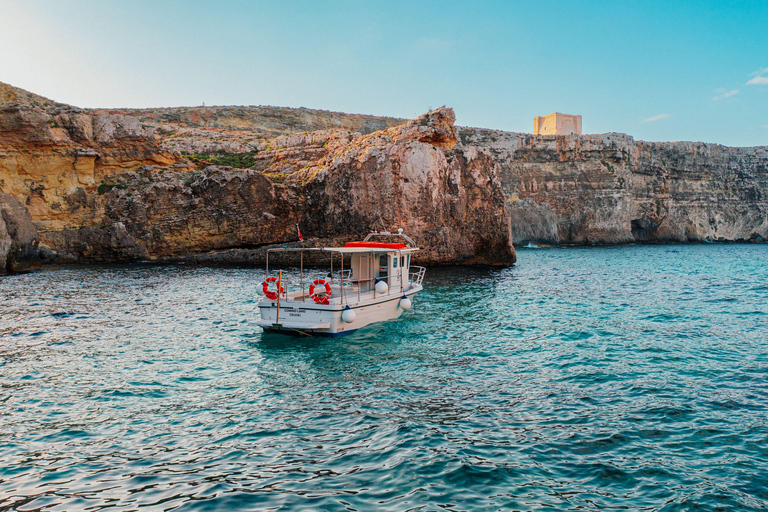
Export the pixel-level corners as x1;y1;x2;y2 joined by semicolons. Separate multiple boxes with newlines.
1;244;767;511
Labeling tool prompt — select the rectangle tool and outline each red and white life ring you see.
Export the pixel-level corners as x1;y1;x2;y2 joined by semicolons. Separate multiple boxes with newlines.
262;276;284;300
309;279;331;305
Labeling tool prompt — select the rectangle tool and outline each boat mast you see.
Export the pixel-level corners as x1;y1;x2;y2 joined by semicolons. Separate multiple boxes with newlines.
300;250;304;302
340;253;345;305
276;270;282;323
403;250;406;292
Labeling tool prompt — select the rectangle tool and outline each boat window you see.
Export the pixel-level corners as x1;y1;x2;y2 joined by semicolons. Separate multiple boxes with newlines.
393;255;398;268
379;254;388;277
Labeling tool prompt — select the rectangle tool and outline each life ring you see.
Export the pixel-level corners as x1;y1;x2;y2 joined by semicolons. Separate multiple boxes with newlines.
309;279;331;305
262;276;284;300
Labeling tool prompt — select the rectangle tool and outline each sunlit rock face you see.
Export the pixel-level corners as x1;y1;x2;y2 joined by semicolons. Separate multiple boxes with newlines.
1;87;515;265
304;107;513;265
80;107;513;265
0;82;180;237
458;129;768;245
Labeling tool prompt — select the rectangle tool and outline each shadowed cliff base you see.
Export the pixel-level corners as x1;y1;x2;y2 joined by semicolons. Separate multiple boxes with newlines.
0;193;41;274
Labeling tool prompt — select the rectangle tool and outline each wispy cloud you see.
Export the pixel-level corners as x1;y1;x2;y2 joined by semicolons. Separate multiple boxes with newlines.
712;88;739;100
642;113;671;123
746;75;768;86
750;67;768;77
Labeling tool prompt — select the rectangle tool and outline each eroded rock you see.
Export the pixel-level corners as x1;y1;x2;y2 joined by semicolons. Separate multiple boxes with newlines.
460;129;768;245
0;211;10;273
5;78;768;268
43;222;149;262
48;107;516;265
0;193;41;272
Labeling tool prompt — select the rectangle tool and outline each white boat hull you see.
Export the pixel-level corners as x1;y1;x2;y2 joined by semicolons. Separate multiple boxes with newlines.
257;285;421;336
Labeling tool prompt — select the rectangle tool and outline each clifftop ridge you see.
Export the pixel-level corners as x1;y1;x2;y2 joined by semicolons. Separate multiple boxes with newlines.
0;81;70;110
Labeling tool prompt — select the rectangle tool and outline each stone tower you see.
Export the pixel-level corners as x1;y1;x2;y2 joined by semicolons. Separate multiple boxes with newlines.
533;112;582;136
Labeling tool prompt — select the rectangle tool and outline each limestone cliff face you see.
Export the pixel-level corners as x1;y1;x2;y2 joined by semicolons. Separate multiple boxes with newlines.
459;129;768;245
2;83;514;266
0;82;180;235
5;80;767;268
305;107;513;264
42;108;516;265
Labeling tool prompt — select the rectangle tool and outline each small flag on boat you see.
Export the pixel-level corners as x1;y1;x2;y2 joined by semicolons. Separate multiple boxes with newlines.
297;224;303;242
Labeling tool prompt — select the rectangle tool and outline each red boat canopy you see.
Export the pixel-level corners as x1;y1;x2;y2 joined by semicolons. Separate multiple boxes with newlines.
344;242;406;249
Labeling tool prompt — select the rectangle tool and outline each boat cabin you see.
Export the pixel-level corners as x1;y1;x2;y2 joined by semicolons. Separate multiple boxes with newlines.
345;242;412;294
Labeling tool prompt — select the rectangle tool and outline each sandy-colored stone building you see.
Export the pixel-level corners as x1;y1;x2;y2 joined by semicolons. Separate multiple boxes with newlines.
533;112;582;136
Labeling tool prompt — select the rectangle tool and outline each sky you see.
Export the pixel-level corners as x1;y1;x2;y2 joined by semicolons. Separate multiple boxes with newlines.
1;0;767;146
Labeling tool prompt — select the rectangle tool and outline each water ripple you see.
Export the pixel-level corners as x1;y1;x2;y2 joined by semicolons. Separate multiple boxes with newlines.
1;245;768;510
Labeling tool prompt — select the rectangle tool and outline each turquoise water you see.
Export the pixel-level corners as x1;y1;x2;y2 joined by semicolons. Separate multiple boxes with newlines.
1;245;767;511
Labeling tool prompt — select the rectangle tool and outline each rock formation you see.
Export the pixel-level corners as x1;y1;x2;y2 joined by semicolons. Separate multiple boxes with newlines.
458;129;768;245
38;108;515;265
1;83;515;265
0;208;9;273
0;82;180;238
3;80;768;270
0;193;41;273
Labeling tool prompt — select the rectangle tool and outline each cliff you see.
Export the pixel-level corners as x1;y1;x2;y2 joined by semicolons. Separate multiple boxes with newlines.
3;80;768;269
0;82;180;236
50;107;512;265
1;83;515;265
458;129;768;245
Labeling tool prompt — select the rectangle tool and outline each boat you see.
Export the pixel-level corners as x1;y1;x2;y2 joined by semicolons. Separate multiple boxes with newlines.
255;229;425;336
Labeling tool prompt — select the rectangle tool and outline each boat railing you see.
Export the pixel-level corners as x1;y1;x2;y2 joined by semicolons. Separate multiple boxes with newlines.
410;266;426;287
279;269;355;303
263;267;424;305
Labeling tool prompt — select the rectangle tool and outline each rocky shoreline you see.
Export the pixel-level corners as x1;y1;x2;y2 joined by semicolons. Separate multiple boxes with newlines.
2;81;768;274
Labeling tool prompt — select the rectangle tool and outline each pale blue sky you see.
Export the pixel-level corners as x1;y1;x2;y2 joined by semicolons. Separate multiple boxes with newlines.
1;0;767;146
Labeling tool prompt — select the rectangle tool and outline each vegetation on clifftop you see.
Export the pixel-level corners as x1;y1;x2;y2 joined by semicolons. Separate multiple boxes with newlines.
182;150;258;169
